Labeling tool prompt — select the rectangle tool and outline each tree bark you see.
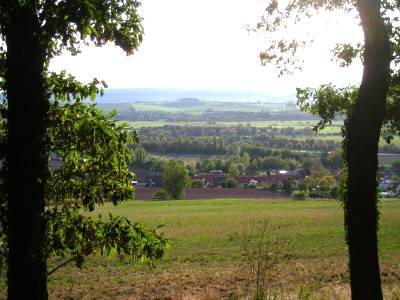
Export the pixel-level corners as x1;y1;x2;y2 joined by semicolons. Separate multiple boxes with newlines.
5;2;49;299
344;0;391;299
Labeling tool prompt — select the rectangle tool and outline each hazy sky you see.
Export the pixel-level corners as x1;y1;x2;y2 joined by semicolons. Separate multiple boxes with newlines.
50;0;364;94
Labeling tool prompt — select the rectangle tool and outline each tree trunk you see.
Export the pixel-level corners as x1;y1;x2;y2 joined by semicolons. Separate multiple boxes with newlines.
344;1;391;299
5;3;49;299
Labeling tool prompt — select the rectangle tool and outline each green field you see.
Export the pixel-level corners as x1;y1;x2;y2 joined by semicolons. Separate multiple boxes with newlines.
129;101;286;113
30;199;400;299
123;120;328;129
98;100;288;115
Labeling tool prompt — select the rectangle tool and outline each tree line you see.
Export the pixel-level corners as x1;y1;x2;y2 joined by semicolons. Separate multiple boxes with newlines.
116;109;316;122
128;143;343;176
136;125;400;154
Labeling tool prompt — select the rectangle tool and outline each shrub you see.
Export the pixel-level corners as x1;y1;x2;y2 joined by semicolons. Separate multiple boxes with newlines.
291;190;306;200
152;189;170;200
282;178;293;193
243;183;257;189
191;179;203;188
222;178;239;188
269;182;279;192
309;190;320;198
329;185;339;199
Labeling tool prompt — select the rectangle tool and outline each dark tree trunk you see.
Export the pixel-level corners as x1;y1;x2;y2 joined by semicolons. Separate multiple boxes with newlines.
5;3;49;299
344;1;391;299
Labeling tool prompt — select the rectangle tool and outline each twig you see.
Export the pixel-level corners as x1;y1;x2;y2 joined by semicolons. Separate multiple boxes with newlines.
47;257;76;276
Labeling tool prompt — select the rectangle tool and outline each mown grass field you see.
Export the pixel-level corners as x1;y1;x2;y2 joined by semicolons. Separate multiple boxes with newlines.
12;198;395;299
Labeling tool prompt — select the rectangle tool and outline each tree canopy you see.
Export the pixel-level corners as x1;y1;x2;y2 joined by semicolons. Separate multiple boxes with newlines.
162;160;189;199
0;74;170;274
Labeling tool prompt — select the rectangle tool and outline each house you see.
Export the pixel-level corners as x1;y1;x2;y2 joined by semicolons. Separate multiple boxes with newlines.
249;179;258;185
277;169;299;177
210;174;227;187
192;175;213;187
192;173;227;187
235;175;286;186
380;169;395;179
379;178;391;191
333;168;343;178
380;191;396;198
145;173;163;187
210;169;223;175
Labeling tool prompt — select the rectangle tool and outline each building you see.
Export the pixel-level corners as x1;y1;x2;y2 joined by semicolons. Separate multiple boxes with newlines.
191;173;227;187
144;173;163;187
235;175;286;186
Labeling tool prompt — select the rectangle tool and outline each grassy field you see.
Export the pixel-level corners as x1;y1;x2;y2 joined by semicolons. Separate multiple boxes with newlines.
2;199;398;299
11;198;395;299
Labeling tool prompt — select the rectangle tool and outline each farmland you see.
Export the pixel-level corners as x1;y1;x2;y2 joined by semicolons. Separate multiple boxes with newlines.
101;99;400;167
127;120;400;170
9;198;397;299
99;99;288;114
121;119;400;152
123;120;338;130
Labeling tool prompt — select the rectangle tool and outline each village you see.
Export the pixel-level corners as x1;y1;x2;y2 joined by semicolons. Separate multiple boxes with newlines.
132;166;400;200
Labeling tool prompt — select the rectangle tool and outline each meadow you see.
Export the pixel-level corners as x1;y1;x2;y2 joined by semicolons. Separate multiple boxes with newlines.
108;101;287;114
34;198;400;299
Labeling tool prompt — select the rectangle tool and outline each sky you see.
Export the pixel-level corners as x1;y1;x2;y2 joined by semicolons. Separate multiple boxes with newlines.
50;0;364;95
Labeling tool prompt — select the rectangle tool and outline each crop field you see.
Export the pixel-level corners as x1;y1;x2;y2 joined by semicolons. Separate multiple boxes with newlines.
4;198;394;299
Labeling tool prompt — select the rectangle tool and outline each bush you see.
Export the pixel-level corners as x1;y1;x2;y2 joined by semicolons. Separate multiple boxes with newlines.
152;189;170;200
291;190;306;200
191;179;203;188
243;183;257;189
282;178;293;193
269;182;279;192
309;190;320;198
222;178;239;188
329;185;339;199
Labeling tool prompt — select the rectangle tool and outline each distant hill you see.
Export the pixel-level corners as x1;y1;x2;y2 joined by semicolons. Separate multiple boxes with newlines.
1;89;296;104
93;88;295;104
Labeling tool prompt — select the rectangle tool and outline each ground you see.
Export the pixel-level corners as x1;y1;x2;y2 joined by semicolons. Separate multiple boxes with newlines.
1;198;399;299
